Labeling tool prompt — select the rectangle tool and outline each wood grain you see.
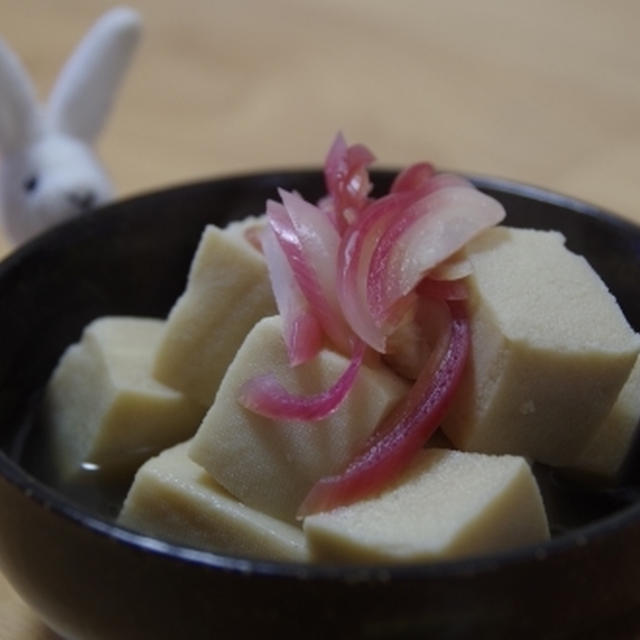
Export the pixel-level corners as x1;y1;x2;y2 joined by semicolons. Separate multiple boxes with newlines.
0;0;639;635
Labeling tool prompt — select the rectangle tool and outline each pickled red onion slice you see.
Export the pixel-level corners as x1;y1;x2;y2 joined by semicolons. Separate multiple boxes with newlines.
324;132;375;231
409;294;456;382
415;276;469;301
297;298;469;516
261;225;323;365
428;252;473;281
338;173;476;350
390;162;436;193
242;135;504;488
238;340;366;421
367;186;505;323
337;192;417;351
267;198;350;356
278;189;352;353
383;293;454;381
392;167;472;195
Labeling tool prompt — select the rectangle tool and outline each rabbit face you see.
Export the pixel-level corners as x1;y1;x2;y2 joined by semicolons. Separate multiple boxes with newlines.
1;134;113;242
0;7;141;245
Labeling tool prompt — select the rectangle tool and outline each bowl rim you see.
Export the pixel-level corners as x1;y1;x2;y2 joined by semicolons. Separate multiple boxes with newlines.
1;168;639;581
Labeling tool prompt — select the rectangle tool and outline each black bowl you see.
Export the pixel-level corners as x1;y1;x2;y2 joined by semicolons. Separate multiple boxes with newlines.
1;170;640;640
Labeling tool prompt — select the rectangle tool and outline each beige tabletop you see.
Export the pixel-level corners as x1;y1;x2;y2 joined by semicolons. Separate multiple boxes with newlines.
1;0;639;636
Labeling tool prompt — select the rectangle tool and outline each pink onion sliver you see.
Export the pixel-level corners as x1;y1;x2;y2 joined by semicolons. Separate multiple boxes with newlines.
287;312;325;366
336;227;382;351
415;277;469;301
390;162;436;193
368;186;505;322
279;189;340;274
297;299;469;517
261;225;323;366
336;193;415;351
366;177;474;325
337;225;389;351
419;172;474;192
278;190;352;353
428;254;473;281
392;167;472;196
366;198;425;324
347;143;376;172
324;132;375;232
268;201;337;345
324;132;348;192
344;144;376;208
238;340;366;421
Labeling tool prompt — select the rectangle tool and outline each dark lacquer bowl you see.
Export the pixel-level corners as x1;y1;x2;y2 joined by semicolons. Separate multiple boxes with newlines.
1;171;639;640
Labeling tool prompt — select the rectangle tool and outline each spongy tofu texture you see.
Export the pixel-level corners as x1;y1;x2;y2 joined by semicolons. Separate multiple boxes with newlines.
442;227;640;467
44;317;205;482
119;442;308;561
461;228;635;351
153;218;276;407
303;448;549;563
189;316;409;523
572;355;640;478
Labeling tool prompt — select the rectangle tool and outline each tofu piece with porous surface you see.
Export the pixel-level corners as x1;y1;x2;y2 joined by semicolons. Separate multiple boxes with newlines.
44;317;206;484
303;448;549;563
119;442;308;562
571;355;640;479
153;216;277;407
441;227;640;467
189;316;410;523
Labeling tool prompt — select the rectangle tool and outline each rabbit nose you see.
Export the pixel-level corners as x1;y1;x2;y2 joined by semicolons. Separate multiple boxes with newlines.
68;190;97;211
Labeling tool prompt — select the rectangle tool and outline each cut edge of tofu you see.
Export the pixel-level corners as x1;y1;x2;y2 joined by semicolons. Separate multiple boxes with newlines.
223;213;267;249
569;355;640;479
43;316;206;484
463;227;640;354
82;316;186;399
303;448;550;564
187;315;410;523
118;441;309;562
151;221;276;407
442;227;640;467
44;341;115;480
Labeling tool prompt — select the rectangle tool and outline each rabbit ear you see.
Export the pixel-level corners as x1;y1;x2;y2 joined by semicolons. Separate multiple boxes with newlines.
0;37;43;153
47;6;141;143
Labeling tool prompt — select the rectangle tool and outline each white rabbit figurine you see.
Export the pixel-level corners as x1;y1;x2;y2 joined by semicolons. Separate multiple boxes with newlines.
0;7;141;245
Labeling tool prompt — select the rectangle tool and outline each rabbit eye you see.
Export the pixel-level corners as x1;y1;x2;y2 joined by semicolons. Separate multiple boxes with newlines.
23;175;39;193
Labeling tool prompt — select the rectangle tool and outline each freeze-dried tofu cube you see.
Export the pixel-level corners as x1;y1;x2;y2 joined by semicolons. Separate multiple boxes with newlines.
189;316;409;523
44;317;205;483
304;448;549;563
119;442;308;561
442;227;640;467
153;217;276;407
571;356;640;479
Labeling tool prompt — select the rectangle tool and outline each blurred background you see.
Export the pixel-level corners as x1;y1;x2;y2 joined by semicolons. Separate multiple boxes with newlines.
1;0;639;258
0;0;639;635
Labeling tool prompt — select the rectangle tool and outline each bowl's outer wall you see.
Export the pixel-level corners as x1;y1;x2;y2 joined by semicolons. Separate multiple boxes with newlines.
3;469;640;640
0;171;639;638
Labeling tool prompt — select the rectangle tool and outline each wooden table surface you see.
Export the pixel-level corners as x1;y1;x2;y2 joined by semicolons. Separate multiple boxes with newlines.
0;0;639;636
